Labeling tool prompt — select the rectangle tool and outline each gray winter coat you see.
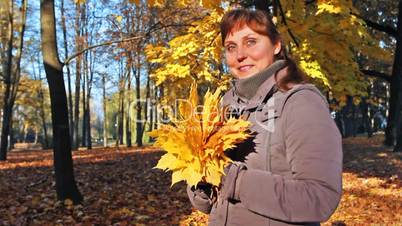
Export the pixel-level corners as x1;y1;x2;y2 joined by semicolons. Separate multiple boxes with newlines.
187;66;343;226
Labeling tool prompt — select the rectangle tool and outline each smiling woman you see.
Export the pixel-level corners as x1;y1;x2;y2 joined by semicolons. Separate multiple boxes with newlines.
187;8;343;226
223;26;280;79
220;9;305;90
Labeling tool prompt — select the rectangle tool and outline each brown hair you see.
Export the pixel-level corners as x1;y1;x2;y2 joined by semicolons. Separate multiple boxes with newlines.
220;8;305;90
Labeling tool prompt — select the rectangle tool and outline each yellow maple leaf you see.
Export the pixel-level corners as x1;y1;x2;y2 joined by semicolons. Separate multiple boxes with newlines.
199;0;220;9
74;0;86;5
115;15;123;23
150;83;250;187
128;0;140;4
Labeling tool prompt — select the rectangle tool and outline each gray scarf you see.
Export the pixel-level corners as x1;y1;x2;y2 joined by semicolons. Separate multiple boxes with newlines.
233;60;286;100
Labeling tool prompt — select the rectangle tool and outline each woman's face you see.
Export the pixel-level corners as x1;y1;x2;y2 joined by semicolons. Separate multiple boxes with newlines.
224;25;281;79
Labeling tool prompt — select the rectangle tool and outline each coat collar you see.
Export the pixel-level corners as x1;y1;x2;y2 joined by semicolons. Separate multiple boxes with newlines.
225;64;288;111
232;60;287;100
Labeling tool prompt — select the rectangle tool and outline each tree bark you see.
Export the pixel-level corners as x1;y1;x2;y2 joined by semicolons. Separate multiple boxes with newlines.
154;86;158;130
85;52;93;150
39;86;49;149
135;49;143;147
81;66;87;147
394;115;402;152
102;72;108;147
61;0;74;144
81;3;90;148
40;0;83;203
117;81;125;146
0;0;13;160
360;97;372;138
125;63;132;148
384;0;402;147
254;0;270;11
36;55;50;149
1;0;26;160
146;64;153;143
73;3;83;150
116;62;125;147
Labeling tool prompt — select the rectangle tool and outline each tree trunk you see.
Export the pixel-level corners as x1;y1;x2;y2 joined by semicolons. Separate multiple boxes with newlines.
254;0;270;11
102;73;108;147
0;0;13;160
116;84;124;146
81;4;90;148
86;73;93;149
125;66;132;148
73;3;83;150
9;118;14;150
360;97;372;137
146;66;153;143
394;116;402;152
34;129;39;144
1;0;26;160
135;50;143;147
154;86;158;130
81;61;87;147
385;0;402;146
117;62;126;146
40;94;49;149
40;0;83;204
37;56;49;149
85;43;93;149
39;87;49;149
115;113;120;148
61;0;74;144
342;96;356;138
124;49;132;147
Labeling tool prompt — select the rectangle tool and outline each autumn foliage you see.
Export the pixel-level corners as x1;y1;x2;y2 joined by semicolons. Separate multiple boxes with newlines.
143;0;391;107
149;83;250;187
0;135;401;225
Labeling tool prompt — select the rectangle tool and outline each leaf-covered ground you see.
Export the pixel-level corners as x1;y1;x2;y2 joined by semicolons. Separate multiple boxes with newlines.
0;135;401;225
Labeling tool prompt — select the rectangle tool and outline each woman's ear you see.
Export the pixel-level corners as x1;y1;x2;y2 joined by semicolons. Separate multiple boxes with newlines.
274;42;281;55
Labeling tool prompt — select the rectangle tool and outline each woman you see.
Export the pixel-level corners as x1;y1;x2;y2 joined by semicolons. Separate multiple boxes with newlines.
187;8;342;226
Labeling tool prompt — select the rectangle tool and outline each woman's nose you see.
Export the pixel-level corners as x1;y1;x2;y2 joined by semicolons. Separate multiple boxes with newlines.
236;47;247;62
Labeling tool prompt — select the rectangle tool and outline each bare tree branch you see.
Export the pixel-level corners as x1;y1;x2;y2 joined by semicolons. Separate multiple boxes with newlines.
64;35;144;65
275;0;300;47
361;69;391;82
352;12;397;37
64;21;197;66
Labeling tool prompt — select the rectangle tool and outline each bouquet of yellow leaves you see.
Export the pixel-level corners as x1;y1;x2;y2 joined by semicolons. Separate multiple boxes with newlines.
148;83;250;187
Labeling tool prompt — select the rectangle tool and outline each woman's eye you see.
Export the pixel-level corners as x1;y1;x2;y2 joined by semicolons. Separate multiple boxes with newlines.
246;39;256;47
225;45;236;53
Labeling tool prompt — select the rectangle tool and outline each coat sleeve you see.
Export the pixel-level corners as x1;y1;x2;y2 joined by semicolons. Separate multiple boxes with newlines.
236;89;343;222
186;185;214;214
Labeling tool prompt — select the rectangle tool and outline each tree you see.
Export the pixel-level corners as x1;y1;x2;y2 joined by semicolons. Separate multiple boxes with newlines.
60;0;74;147
382;0;402;149
144;0;390;108
390;0;402;152
73;2;84;150
0;0;27;160
40;0;83;203
353;0;402;148
101;71;108;147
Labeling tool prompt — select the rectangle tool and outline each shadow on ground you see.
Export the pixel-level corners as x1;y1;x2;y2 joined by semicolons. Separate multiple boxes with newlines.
1;135;401;225
342;135;402;187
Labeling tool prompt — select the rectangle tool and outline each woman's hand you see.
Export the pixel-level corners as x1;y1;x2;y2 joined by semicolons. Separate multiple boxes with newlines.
187;182;216;214
220;162;247;201
192;181;213;198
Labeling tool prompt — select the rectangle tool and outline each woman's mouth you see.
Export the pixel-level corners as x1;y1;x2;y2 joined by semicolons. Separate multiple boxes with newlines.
238;65;253;72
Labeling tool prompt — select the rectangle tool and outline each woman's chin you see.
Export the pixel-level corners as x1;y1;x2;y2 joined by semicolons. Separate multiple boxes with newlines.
234;70;258;79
